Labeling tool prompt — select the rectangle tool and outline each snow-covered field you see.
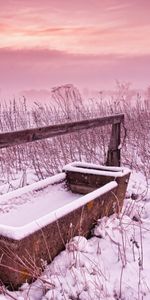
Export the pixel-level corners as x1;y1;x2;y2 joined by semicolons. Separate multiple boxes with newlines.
0;170;150;300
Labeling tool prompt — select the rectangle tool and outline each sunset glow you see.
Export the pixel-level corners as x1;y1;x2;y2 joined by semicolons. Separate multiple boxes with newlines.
0;0;150;93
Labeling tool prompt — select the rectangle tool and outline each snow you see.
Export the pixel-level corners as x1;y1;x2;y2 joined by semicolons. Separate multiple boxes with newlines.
0;172;66;203
0;170;150;300
0;182;80;227
0;176;117;239
63;161;130;177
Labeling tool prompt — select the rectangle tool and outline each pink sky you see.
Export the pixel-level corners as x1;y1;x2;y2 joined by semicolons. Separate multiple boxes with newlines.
0;0;150;94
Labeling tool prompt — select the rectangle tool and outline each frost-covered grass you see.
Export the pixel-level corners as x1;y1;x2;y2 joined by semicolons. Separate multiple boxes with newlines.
0;84;149;191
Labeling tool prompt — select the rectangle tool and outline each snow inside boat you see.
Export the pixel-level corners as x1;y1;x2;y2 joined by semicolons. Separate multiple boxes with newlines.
0;162;130;288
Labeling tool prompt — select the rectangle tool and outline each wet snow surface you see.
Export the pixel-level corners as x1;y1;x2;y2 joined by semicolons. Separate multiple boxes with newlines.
1;170;150;300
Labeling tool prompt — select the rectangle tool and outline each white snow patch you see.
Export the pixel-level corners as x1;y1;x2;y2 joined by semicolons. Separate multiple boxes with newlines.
63;161;130;177
0;172;66;204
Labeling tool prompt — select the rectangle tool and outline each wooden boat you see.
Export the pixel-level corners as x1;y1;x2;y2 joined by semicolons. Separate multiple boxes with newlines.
0;162;130;288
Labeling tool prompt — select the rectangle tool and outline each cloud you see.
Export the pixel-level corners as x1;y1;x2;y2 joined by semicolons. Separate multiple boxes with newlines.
0;0;150;93
1;22;150;56
0;0;150;56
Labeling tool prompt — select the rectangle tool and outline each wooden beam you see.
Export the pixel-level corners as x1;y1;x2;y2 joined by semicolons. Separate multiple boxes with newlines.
0;114;124;149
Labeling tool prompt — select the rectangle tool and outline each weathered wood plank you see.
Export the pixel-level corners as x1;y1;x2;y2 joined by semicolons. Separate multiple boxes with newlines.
0;114;124;149
106;123;121;166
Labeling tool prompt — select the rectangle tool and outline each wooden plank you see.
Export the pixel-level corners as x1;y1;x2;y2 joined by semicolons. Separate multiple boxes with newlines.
0;114;124;149
106;123;121;166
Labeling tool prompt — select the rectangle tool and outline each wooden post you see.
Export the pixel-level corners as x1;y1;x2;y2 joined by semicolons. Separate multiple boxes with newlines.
106;122;121;166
